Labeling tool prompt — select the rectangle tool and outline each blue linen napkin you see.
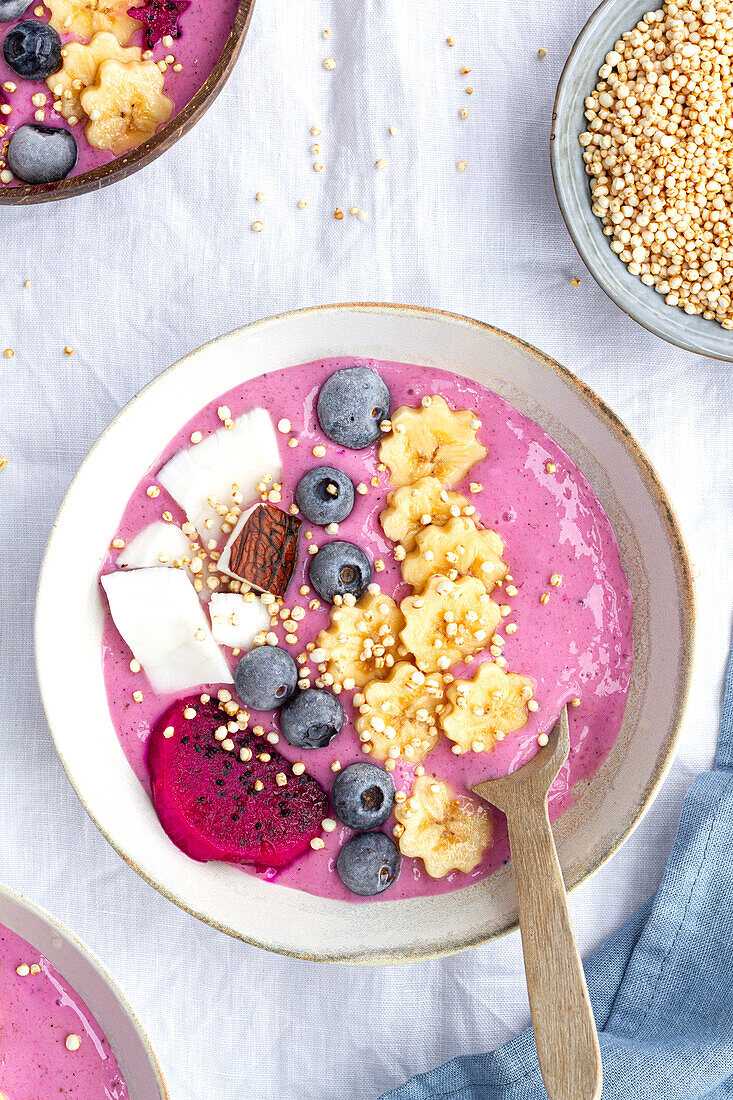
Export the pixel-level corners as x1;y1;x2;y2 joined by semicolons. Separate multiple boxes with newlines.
382;647;733;1100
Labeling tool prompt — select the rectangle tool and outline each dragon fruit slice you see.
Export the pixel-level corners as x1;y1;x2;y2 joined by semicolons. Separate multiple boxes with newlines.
128;0;190;50
148;695;329;870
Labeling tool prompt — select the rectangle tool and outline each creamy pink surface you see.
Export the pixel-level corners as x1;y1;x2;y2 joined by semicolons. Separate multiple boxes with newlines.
0;0;239;187
0;921;128;1097
100;357;633;902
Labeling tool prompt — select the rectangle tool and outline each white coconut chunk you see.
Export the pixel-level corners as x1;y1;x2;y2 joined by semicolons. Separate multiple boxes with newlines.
217;504;256;584
208;592;270;648
157;408;281;540
101;567;233;693
115;522;191;569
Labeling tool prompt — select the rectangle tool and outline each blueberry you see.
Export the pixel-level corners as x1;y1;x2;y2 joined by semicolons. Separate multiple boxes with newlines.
3;21;62;79
279;688;344;749
309;541;371;604
6;124;77;184
331;763;395;830
336;832;401;896
295;466;355;526
234;646;297;711
0;0;32;20
317;365;391;449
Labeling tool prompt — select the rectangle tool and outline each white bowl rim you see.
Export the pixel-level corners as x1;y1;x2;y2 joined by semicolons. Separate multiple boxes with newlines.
34;302;695;964
0;880;169;1096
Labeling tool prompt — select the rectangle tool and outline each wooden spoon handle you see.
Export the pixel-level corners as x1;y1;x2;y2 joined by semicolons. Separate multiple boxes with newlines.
504;796;603;1100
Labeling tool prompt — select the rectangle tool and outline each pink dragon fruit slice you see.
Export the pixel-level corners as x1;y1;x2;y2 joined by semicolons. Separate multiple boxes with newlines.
148;695;328;870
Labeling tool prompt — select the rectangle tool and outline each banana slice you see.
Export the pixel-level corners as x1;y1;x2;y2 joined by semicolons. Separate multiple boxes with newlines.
441;660;534;753
394;776;492;877
400;574;501;673
355;661;444;762
379;395;487;488
46;0;142;44
81;58;173;154
402;515;508;593
314;591;405;689
47;32;141;122
380;476;473;551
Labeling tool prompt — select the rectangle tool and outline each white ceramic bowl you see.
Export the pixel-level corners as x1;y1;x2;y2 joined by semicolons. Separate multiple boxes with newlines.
35;303;694;964
0;882;167;1097
552;0;733;360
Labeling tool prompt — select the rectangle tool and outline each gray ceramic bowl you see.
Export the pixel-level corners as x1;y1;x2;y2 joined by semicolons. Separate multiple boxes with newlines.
552;0;733;361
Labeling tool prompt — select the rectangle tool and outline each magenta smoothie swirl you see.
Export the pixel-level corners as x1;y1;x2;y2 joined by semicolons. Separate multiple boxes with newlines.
0;921;128;1097
100;357;633;903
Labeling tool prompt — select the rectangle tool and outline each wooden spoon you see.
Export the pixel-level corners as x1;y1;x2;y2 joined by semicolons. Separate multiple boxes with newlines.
472;706;603;1100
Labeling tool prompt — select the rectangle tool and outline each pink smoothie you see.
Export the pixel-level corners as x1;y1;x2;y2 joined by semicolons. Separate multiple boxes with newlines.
0;920;128;1097
100;357;634;902
0;0;239;187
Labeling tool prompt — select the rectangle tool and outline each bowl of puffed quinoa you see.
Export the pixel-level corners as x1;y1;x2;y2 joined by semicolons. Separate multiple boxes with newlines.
552;0;733;360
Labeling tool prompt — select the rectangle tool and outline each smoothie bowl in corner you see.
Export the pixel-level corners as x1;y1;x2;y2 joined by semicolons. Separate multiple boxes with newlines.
0;0;253;200
35;305;692;961
0;883;167;1098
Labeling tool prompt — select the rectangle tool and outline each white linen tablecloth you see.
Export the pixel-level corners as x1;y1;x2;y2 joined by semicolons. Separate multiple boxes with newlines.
1;1;731;1097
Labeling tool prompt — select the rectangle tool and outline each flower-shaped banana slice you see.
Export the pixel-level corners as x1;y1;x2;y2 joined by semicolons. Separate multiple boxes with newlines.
441;660;534;754
380;476;474;551
355;661;444;762
47;0;141;44
379;395;487;488
47;32;141;122
394;776;492;877
81;58;173;155
400;574;500;672
314;591;405;689
401;515;508;593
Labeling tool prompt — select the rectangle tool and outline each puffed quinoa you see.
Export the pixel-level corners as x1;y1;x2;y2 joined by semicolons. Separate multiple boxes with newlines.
580;1;733;327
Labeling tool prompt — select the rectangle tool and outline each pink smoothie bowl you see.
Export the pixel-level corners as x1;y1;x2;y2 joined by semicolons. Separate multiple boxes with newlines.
34;303;695;964
0;0;254;204
0;881;168;1097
